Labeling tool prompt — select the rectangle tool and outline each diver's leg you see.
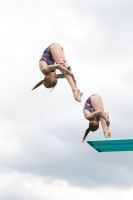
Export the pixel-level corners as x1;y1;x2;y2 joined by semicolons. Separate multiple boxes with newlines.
91;95;111;138
50;43;83;102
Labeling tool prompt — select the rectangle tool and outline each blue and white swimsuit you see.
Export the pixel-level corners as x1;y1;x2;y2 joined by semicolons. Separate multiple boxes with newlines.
84;96;94;113
40;45;55;65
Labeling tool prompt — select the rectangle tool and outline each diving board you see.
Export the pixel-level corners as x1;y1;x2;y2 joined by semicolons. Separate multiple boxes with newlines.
86;138;133;152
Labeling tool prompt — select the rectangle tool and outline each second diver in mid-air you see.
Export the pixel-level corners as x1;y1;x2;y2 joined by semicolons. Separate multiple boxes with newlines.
82;94;111;142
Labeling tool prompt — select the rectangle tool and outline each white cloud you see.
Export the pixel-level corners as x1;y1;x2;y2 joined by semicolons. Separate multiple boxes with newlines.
0;171;133;200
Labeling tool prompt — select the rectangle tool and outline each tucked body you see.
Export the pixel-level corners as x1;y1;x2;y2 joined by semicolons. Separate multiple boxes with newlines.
32;43;83;102
83;94;111;142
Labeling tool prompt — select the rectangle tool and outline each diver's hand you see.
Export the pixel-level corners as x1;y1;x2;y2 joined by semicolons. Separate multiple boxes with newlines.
60;62;71;70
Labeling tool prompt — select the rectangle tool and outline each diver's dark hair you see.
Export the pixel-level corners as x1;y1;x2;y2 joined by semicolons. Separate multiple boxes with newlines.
32;78;57;91
32;80;43;90
82;118;99;142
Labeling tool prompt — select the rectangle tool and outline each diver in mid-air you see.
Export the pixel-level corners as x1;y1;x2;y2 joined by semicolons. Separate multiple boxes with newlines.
32;43;83;102
82;94;111;142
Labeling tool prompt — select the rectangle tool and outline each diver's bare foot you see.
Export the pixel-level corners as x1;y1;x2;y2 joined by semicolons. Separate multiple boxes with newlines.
73;89;80;102
104;131;111;139
77;90;83;102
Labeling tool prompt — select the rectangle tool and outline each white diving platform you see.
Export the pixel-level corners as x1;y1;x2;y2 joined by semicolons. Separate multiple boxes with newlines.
86;138;133;152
